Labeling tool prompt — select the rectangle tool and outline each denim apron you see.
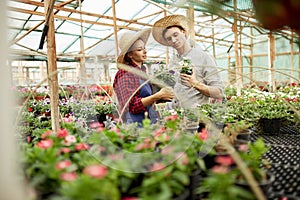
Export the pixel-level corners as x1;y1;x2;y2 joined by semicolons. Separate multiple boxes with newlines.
125;78;159;125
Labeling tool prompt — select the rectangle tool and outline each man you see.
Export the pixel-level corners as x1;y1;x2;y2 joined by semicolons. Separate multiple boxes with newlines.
152;14;224;109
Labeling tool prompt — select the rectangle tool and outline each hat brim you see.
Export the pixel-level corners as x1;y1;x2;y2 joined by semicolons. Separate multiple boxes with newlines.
117;28;151;63
152;15;189;46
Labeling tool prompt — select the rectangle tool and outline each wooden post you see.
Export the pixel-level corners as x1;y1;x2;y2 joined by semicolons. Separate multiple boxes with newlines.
268;32;276;92
44;0;60;132
40;61;46;84
233;0;242;95
227;56;231;83
290;31;294;83
249;27;253;83
211;15;216;58
239;20;243;84
18;61;24;85
111;0;119;62
164;2;169;66
78;0;87;85
187;7;195;47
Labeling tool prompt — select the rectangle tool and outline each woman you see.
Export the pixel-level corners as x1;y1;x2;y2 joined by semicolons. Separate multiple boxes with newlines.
113;28;174;125
152;15;224;109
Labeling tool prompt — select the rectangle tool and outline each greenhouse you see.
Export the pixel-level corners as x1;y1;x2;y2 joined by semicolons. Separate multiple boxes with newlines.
1;0;300;200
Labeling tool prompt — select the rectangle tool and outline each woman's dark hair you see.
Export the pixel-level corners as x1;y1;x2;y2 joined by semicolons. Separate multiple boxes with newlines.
162;25;185;39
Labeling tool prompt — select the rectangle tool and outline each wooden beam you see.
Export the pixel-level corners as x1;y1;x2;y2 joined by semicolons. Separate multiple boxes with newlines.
268;32;275;92
290;31;294;83
111;0;119;62
44;0;60;132
9;6;141;31
10;0;152;27
249;27;253;83
78;0;87;85
11;0;76;45
187;6;195;47
233;0;242;95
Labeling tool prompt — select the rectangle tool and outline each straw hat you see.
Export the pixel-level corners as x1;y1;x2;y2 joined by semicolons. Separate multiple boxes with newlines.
117;28;151;63
152;14;189;46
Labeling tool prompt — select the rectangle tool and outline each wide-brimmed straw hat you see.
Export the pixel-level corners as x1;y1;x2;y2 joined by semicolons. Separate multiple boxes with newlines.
117;28;151;63
152;14;189;46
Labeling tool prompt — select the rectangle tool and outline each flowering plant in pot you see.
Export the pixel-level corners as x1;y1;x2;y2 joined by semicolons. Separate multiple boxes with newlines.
19;121;121;200
87;113;205;199
197;138;273;200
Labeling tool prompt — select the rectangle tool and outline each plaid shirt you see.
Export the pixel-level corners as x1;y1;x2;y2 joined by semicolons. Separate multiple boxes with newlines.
113;61;147;118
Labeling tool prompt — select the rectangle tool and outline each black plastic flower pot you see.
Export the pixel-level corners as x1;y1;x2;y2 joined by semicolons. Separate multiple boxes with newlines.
188;168;203;200
235;171;275;198
259;118;282;135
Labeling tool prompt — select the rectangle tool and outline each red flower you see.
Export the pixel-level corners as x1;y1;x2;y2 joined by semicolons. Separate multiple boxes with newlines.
89;122;103;129
176;152;189;165
36;139;53;149
215;155;234;166
60;172;77;181
57;128;68;138
27;136;32;143
164;115;178;121
41;130;52;139
198;128;209;141
238;144;249;152
75;143;90;151
63;117;72;122
27;107;33;112
150;162;166;172
122;197;140;200
154;127;165;137
56;160;72;170
62;135;76;146
59;147;71;154
211;165;230;174
83;165;108;179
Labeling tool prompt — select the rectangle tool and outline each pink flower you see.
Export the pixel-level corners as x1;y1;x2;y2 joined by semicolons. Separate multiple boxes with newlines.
110;127;120;134
41;130;52;139
198;128;209;141
36;139;53;149
60;172;77;181
215;155;234;166
150;162;165;172
238;144;249;152
63;117;72;123
122;197;140;200
154;127;165;137
164;115;178;121
59;147;71;154
83;165;108;179
89;122;103;129
211;165;230;174
62;135;76;146
75;143;90;151
56;160;72;170
57;128;68;138
176;152;189;165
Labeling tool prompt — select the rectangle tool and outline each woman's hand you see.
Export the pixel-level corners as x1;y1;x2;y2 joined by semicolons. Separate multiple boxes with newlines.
157;87;175;101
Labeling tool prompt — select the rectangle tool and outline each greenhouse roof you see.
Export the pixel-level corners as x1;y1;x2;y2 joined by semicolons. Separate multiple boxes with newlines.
7;0;295;63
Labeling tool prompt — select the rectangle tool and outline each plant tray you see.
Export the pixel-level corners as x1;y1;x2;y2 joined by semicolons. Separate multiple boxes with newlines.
249;125;300;199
